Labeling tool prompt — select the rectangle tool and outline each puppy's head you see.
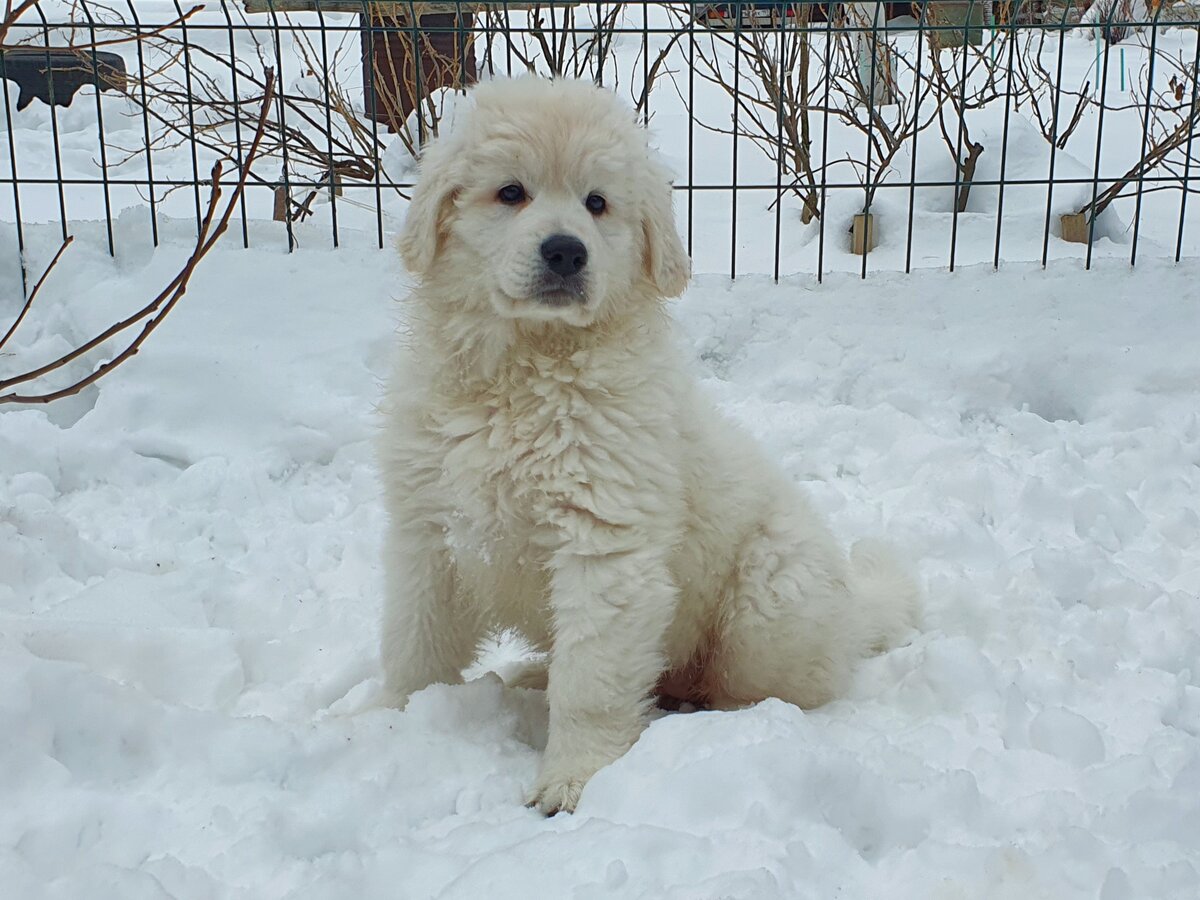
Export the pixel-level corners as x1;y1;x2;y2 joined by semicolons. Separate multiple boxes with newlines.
399;78;690;326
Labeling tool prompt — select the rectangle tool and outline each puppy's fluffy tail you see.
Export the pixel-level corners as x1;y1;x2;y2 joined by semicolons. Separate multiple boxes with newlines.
848;538;921;654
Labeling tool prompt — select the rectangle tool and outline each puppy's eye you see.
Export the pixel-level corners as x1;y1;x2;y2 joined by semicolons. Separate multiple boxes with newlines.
585;193;607;215
497;183;526;205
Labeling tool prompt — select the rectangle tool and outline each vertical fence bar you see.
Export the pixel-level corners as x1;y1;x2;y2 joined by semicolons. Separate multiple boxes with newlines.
993;0;1019;269
730;3;741;280
126;1;159;248
36;5;69;243
1040;3;1072;267
906;1;928;275
267;2;296;252
861;3;879;280
315;1;340;249
686;2;695;257
458;0;470;101
172;0;204;235
1085;23;1114;267
0;48;28;294
221;0;249;248
948;0;976;273
1130;6;1163;268
817;6;833;283
364;1;384;250
594;2;603;85
80;1;114;257
407;3;426;147
641;0;650;126
1174;21;1200;262
772;7;785;283
503;0;514;74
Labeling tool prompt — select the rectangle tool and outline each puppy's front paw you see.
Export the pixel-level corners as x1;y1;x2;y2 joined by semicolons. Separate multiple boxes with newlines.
378;675;442;711
527;772;589;816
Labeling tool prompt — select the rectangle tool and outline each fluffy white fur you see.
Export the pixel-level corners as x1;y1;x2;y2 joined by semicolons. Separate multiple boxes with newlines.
378;77;919;815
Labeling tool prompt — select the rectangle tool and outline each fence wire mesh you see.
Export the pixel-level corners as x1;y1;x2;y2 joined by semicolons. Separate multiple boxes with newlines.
1;0;1198;285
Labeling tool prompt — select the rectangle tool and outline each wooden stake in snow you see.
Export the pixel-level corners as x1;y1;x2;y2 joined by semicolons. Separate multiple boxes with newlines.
851;213;878;255
1060;212;1093;244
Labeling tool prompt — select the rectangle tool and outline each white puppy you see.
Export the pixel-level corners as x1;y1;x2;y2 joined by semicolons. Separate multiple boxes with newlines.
379;77;919;815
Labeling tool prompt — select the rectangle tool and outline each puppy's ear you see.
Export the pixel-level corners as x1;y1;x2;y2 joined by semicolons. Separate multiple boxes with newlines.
641;169;691;298
398;138;462;276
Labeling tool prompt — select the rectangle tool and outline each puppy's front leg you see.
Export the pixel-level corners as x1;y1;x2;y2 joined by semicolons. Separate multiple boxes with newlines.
530;544;677;815
380;520;481;708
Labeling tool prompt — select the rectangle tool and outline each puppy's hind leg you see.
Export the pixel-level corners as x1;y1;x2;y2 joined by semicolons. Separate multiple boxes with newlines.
380;520;485;709
708;509;918;712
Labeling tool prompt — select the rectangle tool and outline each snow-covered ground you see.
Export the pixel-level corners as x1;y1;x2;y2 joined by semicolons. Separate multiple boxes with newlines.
2;214;1199;898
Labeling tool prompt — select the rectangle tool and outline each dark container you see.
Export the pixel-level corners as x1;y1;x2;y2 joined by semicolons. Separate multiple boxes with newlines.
360;11;476;134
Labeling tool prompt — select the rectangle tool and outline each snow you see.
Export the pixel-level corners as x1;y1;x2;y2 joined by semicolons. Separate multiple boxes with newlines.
3;216;1199;897
3;6;1200;898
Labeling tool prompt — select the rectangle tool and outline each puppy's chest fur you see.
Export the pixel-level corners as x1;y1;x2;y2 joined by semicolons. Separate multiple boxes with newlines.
428;341;680;569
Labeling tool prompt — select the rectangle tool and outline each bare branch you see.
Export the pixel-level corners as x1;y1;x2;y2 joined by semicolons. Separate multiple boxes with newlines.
0;237;73;353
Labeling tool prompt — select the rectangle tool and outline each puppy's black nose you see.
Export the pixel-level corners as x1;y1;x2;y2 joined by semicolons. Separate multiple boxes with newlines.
540;234;588;277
